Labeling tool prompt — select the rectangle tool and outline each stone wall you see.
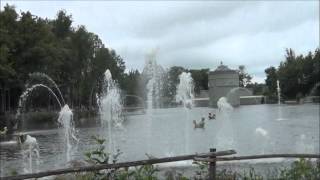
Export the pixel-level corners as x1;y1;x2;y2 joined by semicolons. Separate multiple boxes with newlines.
240;96;266;105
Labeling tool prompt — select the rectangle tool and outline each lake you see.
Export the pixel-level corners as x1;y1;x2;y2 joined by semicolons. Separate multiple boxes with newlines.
0;104;319;176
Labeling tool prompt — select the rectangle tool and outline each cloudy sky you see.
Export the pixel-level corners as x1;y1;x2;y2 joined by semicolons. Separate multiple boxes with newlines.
1;1;319;83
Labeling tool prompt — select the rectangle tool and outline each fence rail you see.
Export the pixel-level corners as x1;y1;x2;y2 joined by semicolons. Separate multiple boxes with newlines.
2;150;320;180
194;153;320;162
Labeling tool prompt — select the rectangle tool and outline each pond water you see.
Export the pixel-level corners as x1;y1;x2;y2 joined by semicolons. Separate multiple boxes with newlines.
0;104;319;176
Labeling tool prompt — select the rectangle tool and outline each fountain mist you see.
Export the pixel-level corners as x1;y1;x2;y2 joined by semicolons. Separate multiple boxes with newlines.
176;72;194;154
98;69;123;155
216;97;234;150
57;104;78;162
217;97;233;112
142;50;164;153
143;50;163;110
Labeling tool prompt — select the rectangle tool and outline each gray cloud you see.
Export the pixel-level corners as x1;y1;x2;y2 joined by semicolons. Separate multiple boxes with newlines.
2;0;319;83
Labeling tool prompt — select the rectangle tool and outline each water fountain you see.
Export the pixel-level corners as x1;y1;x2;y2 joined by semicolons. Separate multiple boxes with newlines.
277;80;281;105
142;50;164;109
176;72;194;109
16;73;78;164
57;104;78;162
17;84;62;118
276;80;286;121
142;50;164;153
217;97;233;112
20;134;40;173
176;72;194;154
216;97;234;150
98;69;123;155
1;70;319;177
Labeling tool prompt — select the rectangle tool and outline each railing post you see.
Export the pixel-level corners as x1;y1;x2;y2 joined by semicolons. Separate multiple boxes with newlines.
208;148;216;180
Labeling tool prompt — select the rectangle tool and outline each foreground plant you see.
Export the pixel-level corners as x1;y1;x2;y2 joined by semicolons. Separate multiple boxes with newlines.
82;135;159;180
192;158;319;180
64;137;320;180
278;158;320;180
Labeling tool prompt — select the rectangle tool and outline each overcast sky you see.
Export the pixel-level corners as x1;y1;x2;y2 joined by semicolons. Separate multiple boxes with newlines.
1;1;319;83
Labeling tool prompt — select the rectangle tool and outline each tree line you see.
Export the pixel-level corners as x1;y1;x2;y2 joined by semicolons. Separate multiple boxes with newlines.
0;6;211;110
265;48;320;100
1;5;318;112
0;5;128;110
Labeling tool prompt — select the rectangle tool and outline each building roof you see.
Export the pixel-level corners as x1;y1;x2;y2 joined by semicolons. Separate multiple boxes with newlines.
210;62;237;74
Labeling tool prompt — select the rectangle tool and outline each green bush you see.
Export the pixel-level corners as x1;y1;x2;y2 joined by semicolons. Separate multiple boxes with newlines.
80;135;159;180
59;137;320;180
278;158;320;180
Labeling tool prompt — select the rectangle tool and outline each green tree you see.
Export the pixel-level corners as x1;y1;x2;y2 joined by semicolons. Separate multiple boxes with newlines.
189;69;209;94
266;48;320;99
52;10;72;38
264;66;278;96
162;66;186;101
238;65;252;87
0;5;18;85
278;49;303;99
0;6;127;111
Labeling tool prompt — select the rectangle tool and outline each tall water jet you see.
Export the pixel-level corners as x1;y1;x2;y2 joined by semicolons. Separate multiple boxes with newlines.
276;80;286;121
176;72;194;109
142;50;164;109
57;104;78;162
98;69;123;155
176;72;194;154
142;50;164;153
277;80;281;105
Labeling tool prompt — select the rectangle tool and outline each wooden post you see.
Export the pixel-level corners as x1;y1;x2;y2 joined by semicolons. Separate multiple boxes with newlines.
208;148;216;180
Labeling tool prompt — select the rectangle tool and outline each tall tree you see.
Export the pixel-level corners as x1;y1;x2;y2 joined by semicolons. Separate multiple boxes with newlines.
189;69;209;94
52;10;72;38
264;66;278;96
238;65;252;87
163;66;186;100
